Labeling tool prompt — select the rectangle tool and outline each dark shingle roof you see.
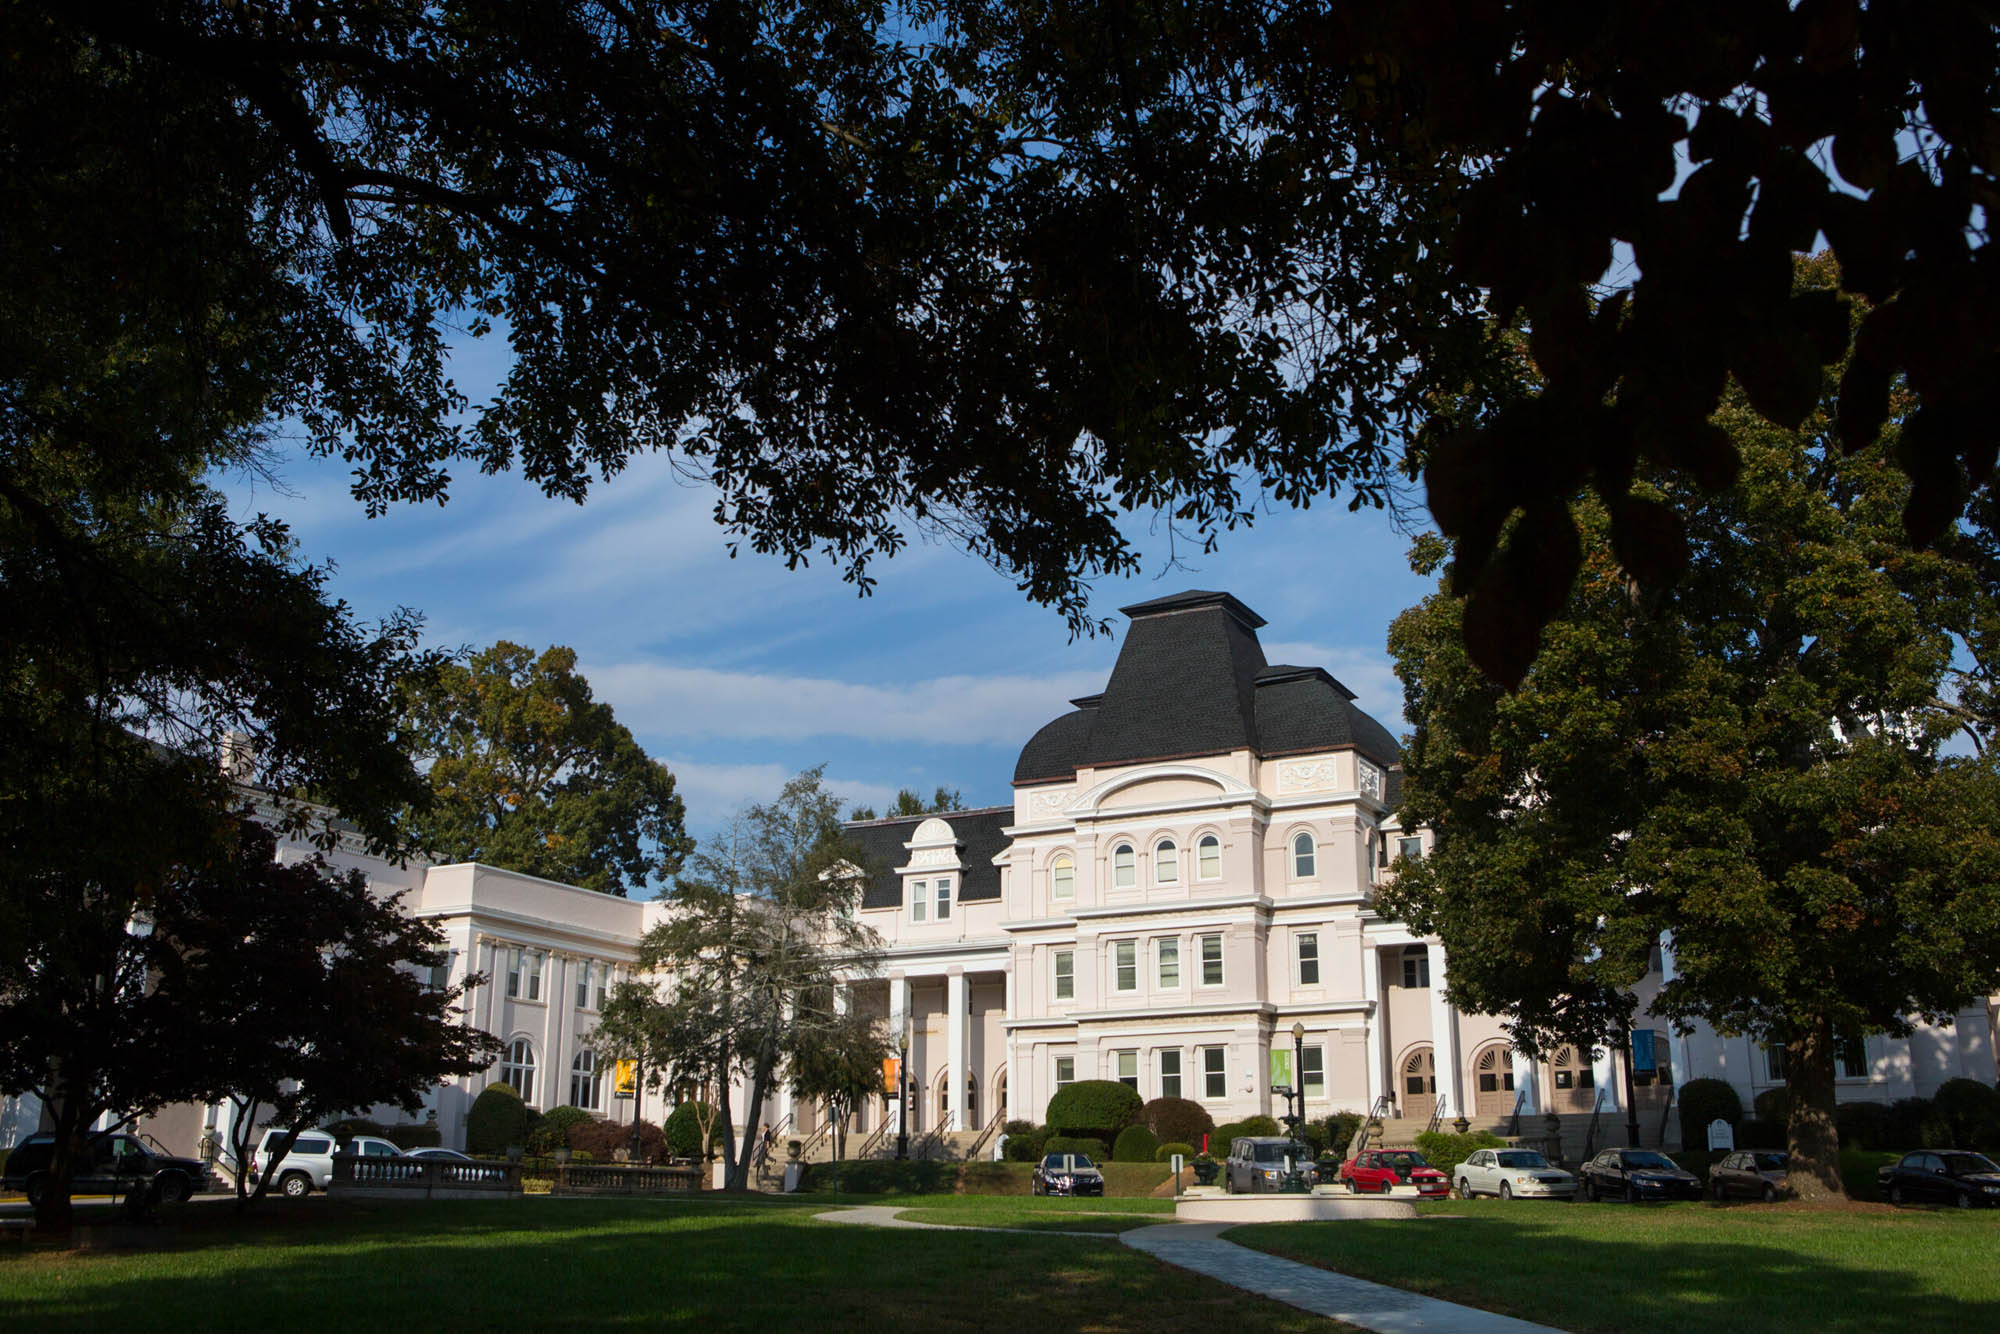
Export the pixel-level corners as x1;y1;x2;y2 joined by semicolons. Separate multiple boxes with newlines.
845;807;1012;910
1012;590;1401;784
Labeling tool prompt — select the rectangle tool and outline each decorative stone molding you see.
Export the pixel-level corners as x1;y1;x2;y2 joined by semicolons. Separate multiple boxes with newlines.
1358;760;1383;801
1277;758;1340;794
907;846;956;868
909;816;956;848
1026;788;1072;819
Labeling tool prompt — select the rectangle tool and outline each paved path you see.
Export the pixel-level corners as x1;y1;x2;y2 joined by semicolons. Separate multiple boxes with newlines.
814;1205;1119;1239
1122;1222;1561;1333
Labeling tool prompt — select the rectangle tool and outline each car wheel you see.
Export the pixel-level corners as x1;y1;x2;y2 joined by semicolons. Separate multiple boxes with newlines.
1762;1183;1777;1204
154;1173;191;1206
280;1172;311;1199
1889;1183;1905;1206
1584;1179;1599;1203
1454;1177;1470;1200
1343;1178;1356;1194
24;1174;48;1208
1954;1190;1973;1210
1224;1172;1234;1194
1500;1182;1513;1201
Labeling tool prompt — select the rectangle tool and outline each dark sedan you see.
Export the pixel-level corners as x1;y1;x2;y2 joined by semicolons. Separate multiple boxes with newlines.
1031;1152;1105;1197
1708;1150;1791;1201
1878;1151;2000;1208
1580;1149;1703;1202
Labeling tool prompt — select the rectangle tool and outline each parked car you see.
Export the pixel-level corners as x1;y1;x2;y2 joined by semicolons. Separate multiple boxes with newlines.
405;1148;475;1162
1338;1149;1449;1197
1454;1148;1578;1200
1878;1151;2000;1208
251;1130;404;1197
1031;1152;1105;1196
1708;1150;1791;1201
0;1131;207;1208
1223;1137;1316;1194
1580;1149;1703;1202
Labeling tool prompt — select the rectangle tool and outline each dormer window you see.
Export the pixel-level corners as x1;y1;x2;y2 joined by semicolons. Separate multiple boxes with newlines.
935;877;952;920
1154;840;1178;884
1051;855;1074;902
1197;834;1221;880
1292;832;1316;879
1112;844;1136;888
911;877;953;921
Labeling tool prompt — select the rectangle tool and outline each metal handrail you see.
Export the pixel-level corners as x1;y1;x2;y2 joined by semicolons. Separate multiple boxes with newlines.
1657;1083;1677;1148
1580;1088;1608;1161
755;1111;796;1171
912;1122;947;1161
796;1116;834;1162
1349;1093;1394;1158
965;1105;1006;1161
1424;1092;1447;1139
1508;1087;1528;1138
857;1120;890;1160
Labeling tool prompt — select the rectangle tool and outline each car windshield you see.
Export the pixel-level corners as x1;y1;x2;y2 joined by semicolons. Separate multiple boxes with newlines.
1754;1153;1790;1171
1252;1143;1289;1162
1942;1153;1999;1176
1042;1154;1094;1170
1497;1151;1549;1169
1383;1153;1425;1168
1625;1152;1677;1170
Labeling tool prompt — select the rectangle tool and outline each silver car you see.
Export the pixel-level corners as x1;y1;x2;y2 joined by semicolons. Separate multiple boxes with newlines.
1454;1147;1578;1200
1224;1137;1316;1193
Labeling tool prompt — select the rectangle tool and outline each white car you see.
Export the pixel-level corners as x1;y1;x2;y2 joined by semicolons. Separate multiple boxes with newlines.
1455;1148;1578;1200
252;1130;404;1197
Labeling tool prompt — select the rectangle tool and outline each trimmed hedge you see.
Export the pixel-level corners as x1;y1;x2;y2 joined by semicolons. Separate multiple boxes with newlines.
1886;1097;1951;1149
321;1117;392;1143
1001;1121;1046;1162
1677;1078;1742;1150
1933;1078;2000;1149
1312;1112;1363;1159
383;1122;442;1150
1836;1100;1894;1151
798;1159;1171;1196
1752;1087;1790;1128
1138;1097;1214;1147
466;1083;540;1155
1156;1141;1195;1162
1739;1119;1787;1150
1045;1081;1142;1137
530;1106;597;1155
1413;1129;1504;1179
1043;1134;1109;1161
664;1102;721;1158
1113;1125;1160;1162
566;1116;665;1162
1212;1115;1282;1151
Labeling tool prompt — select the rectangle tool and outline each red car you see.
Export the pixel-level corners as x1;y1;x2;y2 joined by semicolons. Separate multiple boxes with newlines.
1339;1149;1450;1196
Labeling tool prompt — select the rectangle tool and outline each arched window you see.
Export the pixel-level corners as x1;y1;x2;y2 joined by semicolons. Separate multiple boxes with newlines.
1112;844;1136;888
1292;831;1316;879
1196;834;1221;880
1051;854;1074;901
570;1048;602;1110
1401;945;1431;989
1154;839;1178;883
500;1037;536;1102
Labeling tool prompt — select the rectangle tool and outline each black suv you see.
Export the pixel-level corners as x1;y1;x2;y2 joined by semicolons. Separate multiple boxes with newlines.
2;1132;207;1207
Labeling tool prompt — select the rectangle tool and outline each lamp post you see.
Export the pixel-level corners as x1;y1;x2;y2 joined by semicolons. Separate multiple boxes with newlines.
1287;1021;1308;1192
629;1053;645;1163
895;1027;910;1161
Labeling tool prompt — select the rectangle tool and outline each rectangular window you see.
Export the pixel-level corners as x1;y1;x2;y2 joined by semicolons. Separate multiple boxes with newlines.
1198;837;1221;880
576;961;593;1009
1199;933;1224;987
1160;1050;1182;1099
506;948;524;998
1113;845;1136;888
1052;858;1074;901
592;963;610;1010
1157;937;1180;989
1398;836;1424;860
507;949;544;1002
1296;932;1320;986
1302;1045;1325;1098
1116;1050;1138;1090
1055;1056;1075;1092
909;879;928;922
525;951;543;1001
1763;1043;1786;1082
1155;843;1177;883
428;950;456;993
935;877;952;920
1053;950;1074;1001
1202;1047;1227;1099
1113;940;1137;992
1836;1032;1867;1080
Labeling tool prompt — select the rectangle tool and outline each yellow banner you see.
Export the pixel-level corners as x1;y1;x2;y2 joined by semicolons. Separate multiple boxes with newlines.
614;1058;638;1098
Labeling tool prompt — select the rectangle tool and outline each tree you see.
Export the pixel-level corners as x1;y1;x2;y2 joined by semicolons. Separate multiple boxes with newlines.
1383;277;2000;1199
615;767;879;1190
18;4;1995;676
847;786;965;821
399;642;691;895
784;996;893;1191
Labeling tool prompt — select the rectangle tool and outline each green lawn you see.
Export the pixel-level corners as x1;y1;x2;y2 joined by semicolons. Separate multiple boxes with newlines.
1233;1197;2000;1333
0;1195;1316;1333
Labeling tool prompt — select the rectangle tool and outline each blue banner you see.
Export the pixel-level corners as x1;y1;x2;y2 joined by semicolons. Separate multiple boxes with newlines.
1631;1029;1657;1073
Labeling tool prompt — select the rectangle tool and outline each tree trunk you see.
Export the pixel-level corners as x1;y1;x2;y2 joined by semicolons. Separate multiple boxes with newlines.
31;1099;84;1231
733;1066;770;1191
1786;1016;1845;1201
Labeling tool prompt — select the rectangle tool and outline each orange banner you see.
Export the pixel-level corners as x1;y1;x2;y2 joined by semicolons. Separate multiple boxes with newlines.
881;1056;901;1094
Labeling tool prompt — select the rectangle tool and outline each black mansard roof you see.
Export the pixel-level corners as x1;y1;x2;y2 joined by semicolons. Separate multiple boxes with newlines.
845;806;1012;910
1013;589;1401;784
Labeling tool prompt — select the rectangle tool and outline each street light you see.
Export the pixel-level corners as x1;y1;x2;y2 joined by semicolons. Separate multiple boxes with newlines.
1288;1022;1308;1190
895;1026;910;1161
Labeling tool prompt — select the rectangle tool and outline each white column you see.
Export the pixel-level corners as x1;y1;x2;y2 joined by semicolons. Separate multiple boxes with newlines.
947;967;968;1130
1510;1049;1540;1115
1361;946;1385;1112
1656;932;1694;1090
889;974;910;1138
1004;960;1019;1124
1592;1047;1622;1112
543;955;569;1111
1427;943;1464;1121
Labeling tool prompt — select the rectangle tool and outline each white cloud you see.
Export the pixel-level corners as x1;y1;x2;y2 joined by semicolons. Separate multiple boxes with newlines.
1261;640;1409;734
661;756;904;835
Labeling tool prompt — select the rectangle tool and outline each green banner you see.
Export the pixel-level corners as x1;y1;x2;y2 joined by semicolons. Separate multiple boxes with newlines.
1269;1048;1293;1089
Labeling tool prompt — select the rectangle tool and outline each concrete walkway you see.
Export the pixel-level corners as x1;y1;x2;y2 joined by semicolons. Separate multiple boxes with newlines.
813;1205;1120;1239
1122;1222;1561;1333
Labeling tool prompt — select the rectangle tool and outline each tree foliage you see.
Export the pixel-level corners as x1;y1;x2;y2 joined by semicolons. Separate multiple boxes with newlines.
399;641;691;895
1384;275;2000;1197
847;786;965;821
1044;1080;1143;1138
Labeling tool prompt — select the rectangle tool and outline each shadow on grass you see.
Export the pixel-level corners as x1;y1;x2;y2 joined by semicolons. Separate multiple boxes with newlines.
0;1197;1319;1333
1231;1201;2000;1334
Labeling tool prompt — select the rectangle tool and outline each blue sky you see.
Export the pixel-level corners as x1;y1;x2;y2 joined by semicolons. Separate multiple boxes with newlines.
224;348;1443;863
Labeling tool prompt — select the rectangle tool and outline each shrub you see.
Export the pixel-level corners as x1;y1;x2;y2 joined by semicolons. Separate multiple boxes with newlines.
1752;1087;1790;1129
1113;1125;1160;1162
1886;1097;1951;1149
465;1083;540;1155
530;1106;597;1155
320;1117;391;1144
1932;1078;2000;1149
663;1102;720;1159
383;1122;441;1151
566;1116;665;1163
1316;1112;1363;1159
1210;1121;1246;1152
1235;1115;1281;1137
1042;1134;1109;1161
1413;1129;1504;1179
1045;1081;1142;1137
1138;1097;1214;1147
1738;1119;1787;1150
1677;1078;1743;1150
1835;1100;1894;1151
1001;1122;1046;1161
1156;1141;1195;1162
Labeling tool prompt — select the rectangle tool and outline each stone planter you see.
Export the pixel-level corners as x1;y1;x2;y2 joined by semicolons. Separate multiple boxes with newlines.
1192;1159;1220;1186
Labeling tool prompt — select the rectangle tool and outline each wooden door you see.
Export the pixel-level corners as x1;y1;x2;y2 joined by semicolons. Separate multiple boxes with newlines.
1473;1045;1516;1116
1401;1047;1436;1122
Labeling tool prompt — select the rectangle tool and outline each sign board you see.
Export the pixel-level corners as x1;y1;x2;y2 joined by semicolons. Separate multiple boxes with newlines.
1269;1048;1294;1090
613;1058;637;1099
1707;1119;1735;1152
1631;1029;1657;1073
881;1056;901;1095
